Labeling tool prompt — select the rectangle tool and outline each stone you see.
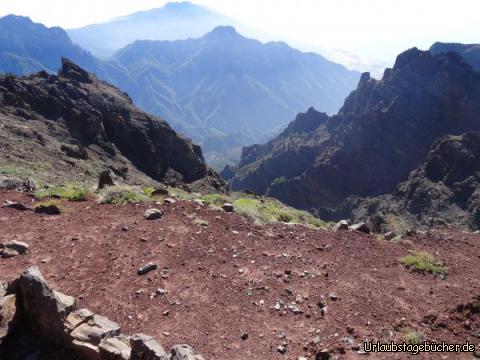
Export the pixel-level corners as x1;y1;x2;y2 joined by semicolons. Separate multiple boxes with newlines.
333;220;349;231
2;200;31;211
170;344;205;360
4;240;29;254
137;263;158;275
163;198;177;205
130;333;169;360
350;222;370;234
69;314;122;360
222;203;234;212
98;169;116;190
34;203;61;215
144;209;164;220
0;294;18;345
383;231;397;240
276;345;287;354
99;334;132;360
316;350;331;360
151;187;169;196
18;267;76;344
1;248;19;258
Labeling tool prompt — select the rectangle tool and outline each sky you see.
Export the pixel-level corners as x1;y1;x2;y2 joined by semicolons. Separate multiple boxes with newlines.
1;0;479;69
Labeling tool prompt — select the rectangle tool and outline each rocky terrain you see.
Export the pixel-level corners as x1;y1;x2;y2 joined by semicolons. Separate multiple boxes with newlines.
1;189;480;359
350;132;480;233
231;48;480;229
0;58;224;191
430;42;480;70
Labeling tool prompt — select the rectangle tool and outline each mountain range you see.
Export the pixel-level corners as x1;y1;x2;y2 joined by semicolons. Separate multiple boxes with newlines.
0;12;360;169
229;47;480;230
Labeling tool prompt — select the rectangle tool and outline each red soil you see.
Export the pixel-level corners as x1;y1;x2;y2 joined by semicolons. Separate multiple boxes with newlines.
1;190;479;359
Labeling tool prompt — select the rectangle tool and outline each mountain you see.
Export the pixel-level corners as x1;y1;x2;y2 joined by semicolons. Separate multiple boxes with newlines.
0;15;359;170
231;48;480;222
112;26;360;168
0;58;224;191
67;1;242;58
430;42;480;70
351;132;480;232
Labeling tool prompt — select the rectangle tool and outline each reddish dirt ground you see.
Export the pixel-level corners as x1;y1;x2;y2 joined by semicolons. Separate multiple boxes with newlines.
1;190;480;359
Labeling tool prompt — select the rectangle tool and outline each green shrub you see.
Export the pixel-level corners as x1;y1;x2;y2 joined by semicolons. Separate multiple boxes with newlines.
98;186;148;205
201;193;231;206
35;184;91;201
400;251;447;276
403;330;424;345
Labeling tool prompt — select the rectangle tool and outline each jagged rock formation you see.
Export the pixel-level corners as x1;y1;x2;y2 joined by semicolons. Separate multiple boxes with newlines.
0;58;225;190
231;48;480;222
430;42;480;70
350;132;480;232
0;267;204;359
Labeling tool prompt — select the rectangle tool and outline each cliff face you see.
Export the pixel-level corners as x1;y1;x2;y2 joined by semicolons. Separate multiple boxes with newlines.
430;42;480;70
232;48;480;216
0;58;224;190
351;132;480;232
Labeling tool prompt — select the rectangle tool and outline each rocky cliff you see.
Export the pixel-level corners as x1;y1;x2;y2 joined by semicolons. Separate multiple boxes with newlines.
231;48;480;220
0;58;224;190
430;42;480;70
350;132;480;232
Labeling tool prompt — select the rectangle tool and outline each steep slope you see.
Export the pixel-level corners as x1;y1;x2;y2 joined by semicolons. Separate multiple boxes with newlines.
430;42;480;70
113;26;360;167
351;132;480;232
0;58;223;190
67;1;242;58
232;48;480;217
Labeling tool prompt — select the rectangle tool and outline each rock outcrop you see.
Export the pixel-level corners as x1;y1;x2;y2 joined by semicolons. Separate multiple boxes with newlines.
231;48;480;222
350;132;480;232
0;267;205;360
0;58;225;191
430;42;480;70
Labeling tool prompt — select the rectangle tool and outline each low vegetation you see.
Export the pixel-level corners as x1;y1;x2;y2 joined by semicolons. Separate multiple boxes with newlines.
98;186;149;205
400;251;447;276
403;330;424;345
35;184;91;201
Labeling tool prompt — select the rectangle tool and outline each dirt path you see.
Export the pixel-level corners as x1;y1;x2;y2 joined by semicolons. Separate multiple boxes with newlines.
1;191;479;359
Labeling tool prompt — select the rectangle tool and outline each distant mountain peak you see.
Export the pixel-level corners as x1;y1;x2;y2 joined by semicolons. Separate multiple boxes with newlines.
205;26;239;39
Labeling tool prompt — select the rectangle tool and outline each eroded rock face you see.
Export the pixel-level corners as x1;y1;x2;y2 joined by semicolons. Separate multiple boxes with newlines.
232;49;480;217
0;294;17;344
351;132;480;232
130;334;169;360
0;59;225;190
171;344;206;360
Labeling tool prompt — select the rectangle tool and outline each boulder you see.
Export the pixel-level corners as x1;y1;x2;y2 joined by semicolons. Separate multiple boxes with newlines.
99;334;132;360
163;198;177;205
1;248;19;258
69;314;121;360
17;267;76;344
130;334;169;360
170;344;205;360
383;231;397;241
98;169;116;190
144;209;163;220
4;240;29;254
0;294;18;345
222;203;234;213
34;203;61;215
2;200;31;211
151;187;169;196
333;220;349;231
350;222;370;234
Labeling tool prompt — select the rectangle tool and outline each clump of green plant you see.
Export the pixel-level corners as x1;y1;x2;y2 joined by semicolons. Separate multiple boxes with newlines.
193;218;209;227
400;251;447;276
98;186;149;205
0;164;19;175
35;184;91;201
142;187;156;197
232;197;326;228
166;186;197;201
201;193;232;206
403;330;424;345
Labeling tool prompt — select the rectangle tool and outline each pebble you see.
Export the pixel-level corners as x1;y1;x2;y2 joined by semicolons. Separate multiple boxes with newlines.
137;263;158;275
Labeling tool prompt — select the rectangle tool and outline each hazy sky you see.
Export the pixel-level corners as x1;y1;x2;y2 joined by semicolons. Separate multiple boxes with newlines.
1;0;479;65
